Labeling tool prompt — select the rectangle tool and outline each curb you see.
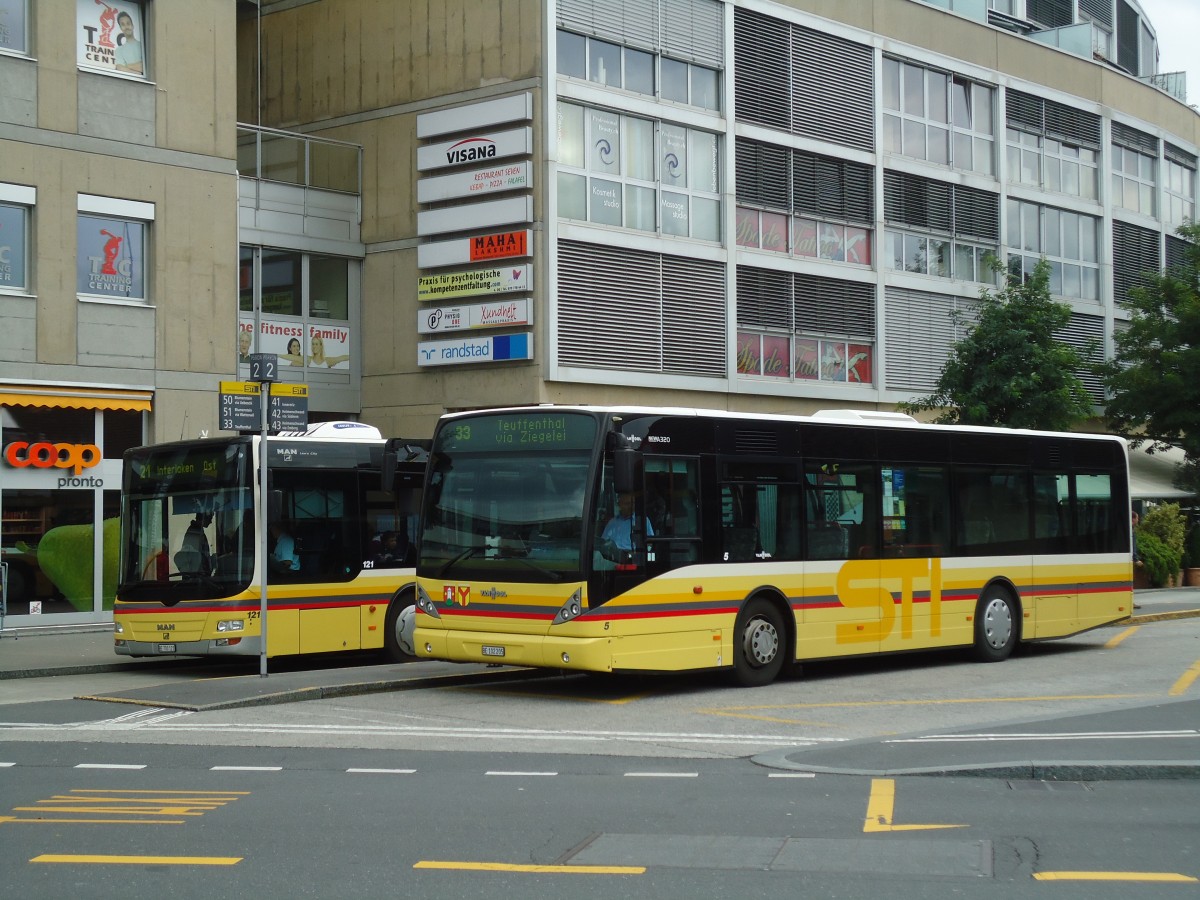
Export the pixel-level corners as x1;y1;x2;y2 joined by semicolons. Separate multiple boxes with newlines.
75;665;549;712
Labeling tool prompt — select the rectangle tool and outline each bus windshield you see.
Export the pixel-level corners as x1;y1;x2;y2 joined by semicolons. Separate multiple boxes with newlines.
418;412;599;582
119;441;254;600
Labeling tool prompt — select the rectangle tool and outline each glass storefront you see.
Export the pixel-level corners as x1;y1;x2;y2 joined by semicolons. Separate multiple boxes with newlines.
1;403;143;625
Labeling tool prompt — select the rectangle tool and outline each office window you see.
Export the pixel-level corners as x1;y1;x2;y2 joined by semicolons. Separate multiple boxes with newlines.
0;200;29;292
1005;91;1101;202
883;59;994;175
76;214;147;302
558;101;720;241
76;0;147;78
1165;147;1197;230
1112;145;1157;217
238;246;355;373
1007;199;1100;301
556;29;719;112
0;0;29;53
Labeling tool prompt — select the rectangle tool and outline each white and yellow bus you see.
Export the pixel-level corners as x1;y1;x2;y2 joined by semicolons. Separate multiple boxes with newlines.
411;406;1132;686
114;423;427;661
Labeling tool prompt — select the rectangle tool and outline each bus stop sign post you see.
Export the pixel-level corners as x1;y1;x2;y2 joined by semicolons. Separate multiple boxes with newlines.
249;353;277;677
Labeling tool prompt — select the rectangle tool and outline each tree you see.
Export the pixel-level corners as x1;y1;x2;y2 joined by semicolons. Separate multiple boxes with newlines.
1101;223;1200;491
899;259;1093;430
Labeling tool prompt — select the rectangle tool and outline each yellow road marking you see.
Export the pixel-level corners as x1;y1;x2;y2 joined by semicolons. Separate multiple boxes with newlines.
863;779;966;833
414;860;644;874
32;854;241;866
1169;661;1200;697
70;789;249;796
1104;626;1138;648
15;806;206;815
1034;871;1197;882
5;818;185;825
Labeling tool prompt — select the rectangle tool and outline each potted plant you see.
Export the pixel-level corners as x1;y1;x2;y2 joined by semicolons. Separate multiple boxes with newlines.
1139;504;1187;587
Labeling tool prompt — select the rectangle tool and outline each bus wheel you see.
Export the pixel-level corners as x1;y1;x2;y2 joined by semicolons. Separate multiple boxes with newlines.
972;586;1018;662
732;598;785;687
383;590;416;663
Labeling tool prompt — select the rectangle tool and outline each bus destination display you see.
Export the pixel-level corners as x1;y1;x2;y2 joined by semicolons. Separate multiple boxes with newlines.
438;413;596;452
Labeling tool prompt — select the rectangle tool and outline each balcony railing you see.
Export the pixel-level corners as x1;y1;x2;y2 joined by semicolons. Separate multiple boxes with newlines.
236;125;362;194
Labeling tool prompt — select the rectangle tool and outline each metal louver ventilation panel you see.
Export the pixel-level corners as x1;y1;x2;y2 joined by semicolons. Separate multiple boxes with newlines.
735;139;790;210
1007;90;1101;148
883;171;952;233
734;8;790;131
1027;0;1073;28
1006;90;1044;133
1079;0;1113;27
791;25;874;152
1165;143;1198;170
736;266;791;329
558;240;662;371
1117;0;1139;74
793;274;875;339
1112;220;1161;305
1167;235;1193;274
953;185;1000;242
794;152;874;225
1111;122;1159;155
884;287;974;392
735;430;779;454
662;255;726;377
1055;313;1105;402
660;0;724;67
556;0;658;51
1043;98;1101;149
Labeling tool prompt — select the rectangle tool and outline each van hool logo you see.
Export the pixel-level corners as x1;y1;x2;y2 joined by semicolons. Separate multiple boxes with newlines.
445;138;498;165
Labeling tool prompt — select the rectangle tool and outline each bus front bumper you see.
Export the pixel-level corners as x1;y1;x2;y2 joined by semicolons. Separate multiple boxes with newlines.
115;636;263;658
414;626;614;672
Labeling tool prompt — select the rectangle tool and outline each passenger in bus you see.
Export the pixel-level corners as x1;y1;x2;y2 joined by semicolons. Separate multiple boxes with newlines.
269;521;301;573
372;530;416;568
176;509;214;576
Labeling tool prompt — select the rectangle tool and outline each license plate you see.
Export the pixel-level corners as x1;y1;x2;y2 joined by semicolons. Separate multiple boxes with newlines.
481;645;505;658
157;643;176;653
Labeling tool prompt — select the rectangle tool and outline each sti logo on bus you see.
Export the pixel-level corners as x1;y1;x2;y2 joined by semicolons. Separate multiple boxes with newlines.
445;138;497;165
443;585;470;607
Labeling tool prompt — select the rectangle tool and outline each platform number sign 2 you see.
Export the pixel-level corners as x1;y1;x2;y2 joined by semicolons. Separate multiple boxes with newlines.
249;353;279;383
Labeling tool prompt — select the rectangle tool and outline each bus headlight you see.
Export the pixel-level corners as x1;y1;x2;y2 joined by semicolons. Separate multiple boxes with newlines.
552;589;584;625
216;619;245;633
113;620;125;635
415;584;442;619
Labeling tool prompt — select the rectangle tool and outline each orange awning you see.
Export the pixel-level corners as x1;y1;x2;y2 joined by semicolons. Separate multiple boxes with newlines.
0;385;152;412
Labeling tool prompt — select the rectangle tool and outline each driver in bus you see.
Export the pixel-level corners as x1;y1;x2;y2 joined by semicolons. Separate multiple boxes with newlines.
178;508;215;576
600;492;654;561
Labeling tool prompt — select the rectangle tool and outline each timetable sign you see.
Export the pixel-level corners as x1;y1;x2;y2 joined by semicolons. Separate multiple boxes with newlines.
219;381;261;432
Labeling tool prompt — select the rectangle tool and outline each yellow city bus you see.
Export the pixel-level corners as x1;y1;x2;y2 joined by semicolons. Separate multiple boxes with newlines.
410;406;1132;686
113;422;427;661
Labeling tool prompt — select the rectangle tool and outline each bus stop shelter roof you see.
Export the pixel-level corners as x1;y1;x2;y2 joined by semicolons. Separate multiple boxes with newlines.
1128;443;1195;501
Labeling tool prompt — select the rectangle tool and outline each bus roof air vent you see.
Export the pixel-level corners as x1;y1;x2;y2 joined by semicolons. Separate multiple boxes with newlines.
811;410;918;424
735;429;779;454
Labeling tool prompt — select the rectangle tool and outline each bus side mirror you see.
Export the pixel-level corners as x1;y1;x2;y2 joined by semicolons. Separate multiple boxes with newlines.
614;448;640;495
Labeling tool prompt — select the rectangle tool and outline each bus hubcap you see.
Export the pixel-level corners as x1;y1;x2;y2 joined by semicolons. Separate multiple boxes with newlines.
743;618;779;667
982;598;1012;649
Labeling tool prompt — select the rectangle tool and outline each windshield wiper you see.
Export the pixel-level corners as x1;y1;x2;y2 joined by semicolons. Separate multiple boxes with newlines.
437;545;486;577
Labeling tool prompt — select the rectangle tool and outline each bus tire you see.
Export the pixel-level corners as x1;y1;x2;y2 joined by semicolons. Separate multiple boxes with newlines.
383;589;416;663
732;598;786;687
972;585;1018;662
